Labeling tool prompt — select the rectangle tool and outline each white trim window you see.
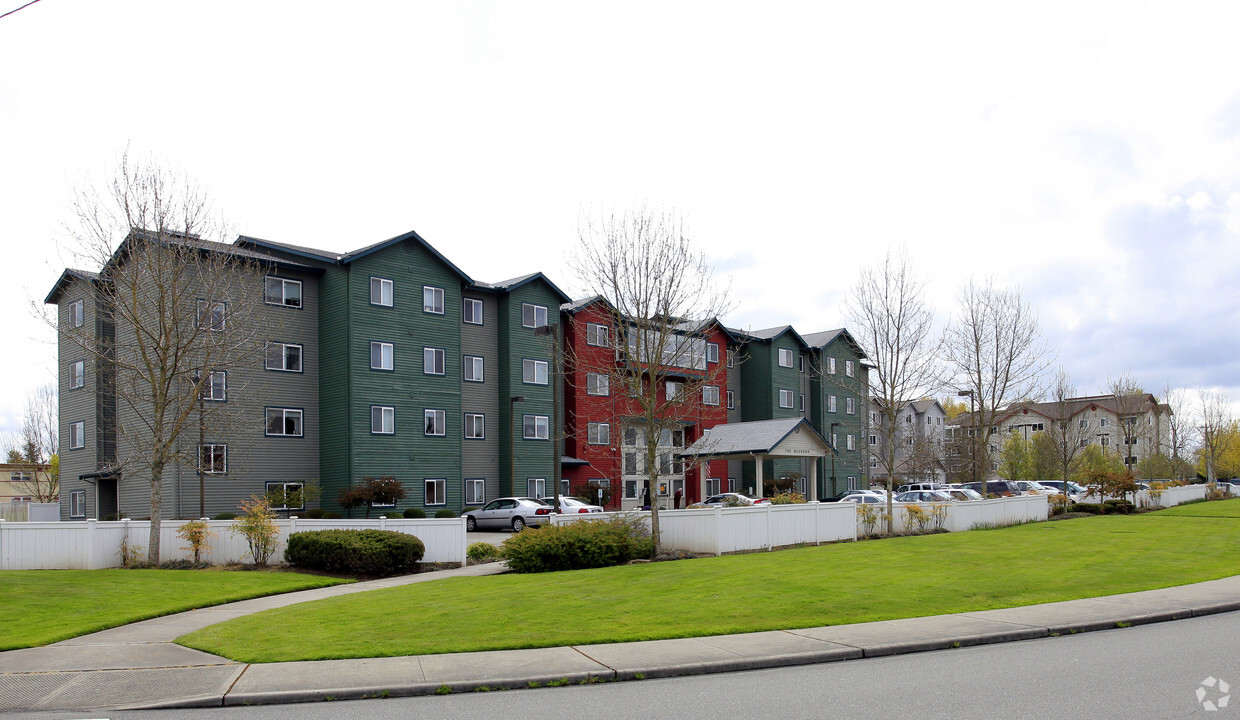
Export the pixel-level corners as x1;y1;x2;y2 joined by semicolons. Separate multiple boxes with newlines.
846;397;856;415
424;478;446;506
846;434;856;451
464;478;485;505
799;354;806;373
869;434;877;446
666;380;682;400
828;395;837;413
265;277;303;308
266;482;305;511
527;478;546;497
707;342;719;364
463;355;484;382
197;300;226;332
370;277;394;306
523;414;549;440
424;347;445;375
827;357;837;375
265;408;303;437
726;350;735;368
522;303;548;328
703;385;720;406
69;421;84;450
586;372;609;396
201;371;226;401
845;360;855;377
523;359;548;385
778;348;794;368
727;390;735;409
266;342;302;372
371;406;394;434
464;413;485;439
70;360;85;389
200;443;227;474
463;297;483;324
706;477;721;496
424;409;446;436
371;341;394;371
70;490;85;518
423;286;445;314
588;422;610;445
586;323;609;347
68;299;84;328
779;389;794;409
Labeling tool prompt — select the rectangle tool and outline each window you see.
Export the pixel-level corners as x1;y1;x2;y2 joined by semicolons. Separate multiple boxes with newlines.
69;360;85;389
666;380;682;400
424;409;446;436
197;300;226;332
799;393;806;412
201;371;226;401
522;303;548;328
523;414;549;440
68;299;84;328
370;277;394;306
463;355;484;382
266;342;302;372
871;410;878;423
425;478;446;505
588;422;611;445
265;408;303;437
527;478;546;497
370;341;394;371
827;357;837;374
265;277;302;308
703;385;720;406
371;406;394;434
778;348;794;367
846;397;856;415
707;343;719;363
463;297;483;324
69;421;84;450
266;482;305;511
424;347;445;375
70;490;85;518
200;443;227;474
1100;418;1110;427
727;390;735;409
779;389;794;409
464;413;485;439
847;476;857;490
624;479;639;499
871;458;879;469
869;434;877;446
845;360;855;377
1100;436;1110;446
726;350;735;368
831;433;838;448
523;359;548;385
587;372;610;396
706;477;721;496
799;354;806;373
587;323;609;347
465;478;485;505
828;395;837;413
847;434;856;451
1079;418;1089;428
423;286;444;314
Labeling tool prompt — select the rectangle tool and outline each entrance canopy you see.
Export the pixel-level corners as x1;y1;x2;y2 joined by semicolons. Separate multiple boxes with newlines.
678;418;836;500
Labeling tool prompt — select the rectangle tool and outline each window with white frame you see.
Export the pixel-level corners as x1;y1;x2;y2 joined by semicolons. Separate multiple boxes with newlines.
778;348;794;367
831;432;838;448
847;476;857;490
799;393;806;412
779;389;794;409
423;478;446;505
197;300;226;332
523;414;549;440
727;390;735;409
522;303;548;328
70;490;85;517
201;371;226;401
265;277;302;308
266;342;302;372
706;477;721;496
588;422;610;445
463;355;484;382
69;421;84;449
666;380;682;400
871;457;879;469
424;347;445;375
1100;418;1110;427
869;434;877;446
845;360;855;377
707;342;719;363
827;357;836;374
828;395;837;413
870;410;877;423
200;443;227;474
726;350;734;368
266;482;305;511
423;286;445;314
464;413;485;439
527;478;546;497
847;434;856;450
465;478;485;505
846;397;856;414
70;360;85;389
371;341;394;371
624;479;639;499
463;297;483;324
370;277;394;306
68;299;84;328
703;385;720;406
523;358;548;384
371;406;394;434
424;409;446;436
799;354;805;373
265;408;303;437
1100;436;1110;446
586;372;609;396
586;323;609;347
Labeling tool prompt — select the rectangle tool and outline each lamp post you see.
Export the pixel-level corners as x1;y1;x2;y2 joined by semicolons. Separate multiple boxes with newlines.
958;390;977;496
829;421;840;497
510;395;525;496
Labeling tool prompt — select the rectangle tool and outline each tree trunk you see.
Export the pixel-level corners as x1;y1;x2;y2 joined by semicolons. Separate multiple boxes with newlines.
148;460;164;563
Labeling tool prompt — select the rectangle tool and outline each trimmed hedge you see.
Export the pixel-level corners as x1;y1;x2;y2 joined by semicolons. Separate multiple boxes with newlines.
434;509;456;519
404;508;427;519
467;542;501;561
1069;503;1103;515
501;517;652;573
285;529;425;576
1103;499;1135;515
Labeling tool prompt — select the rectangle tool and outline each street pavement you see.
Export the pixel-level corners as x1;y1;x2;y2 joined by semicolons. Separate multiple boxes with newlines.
3;567;1239;712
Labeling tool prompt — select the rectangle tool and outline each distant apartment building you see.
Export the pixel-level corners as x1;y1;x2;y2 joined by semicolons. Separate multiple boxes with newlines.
868;398;948;485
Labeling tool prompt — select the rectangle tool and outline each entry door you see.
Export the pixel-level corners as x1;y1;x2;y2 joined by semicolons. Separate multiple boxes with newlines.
96;479;119;520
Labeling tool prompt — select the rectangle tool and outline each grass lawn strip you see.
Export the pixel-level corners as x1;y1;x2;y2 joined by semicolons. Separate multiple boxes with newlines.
179;500;1240;663
0;569;351;651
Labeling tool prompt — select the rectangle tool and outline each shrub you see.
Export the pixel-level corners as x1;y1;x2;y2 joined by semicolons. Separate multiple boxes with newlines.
467;542;501;561
322;511;344;519
213;512;237;520
231;495;280;566
1069;502;1103;515
176;519;216;564
434;509;456;518
1102;499;1135;515
902;503;931;532
404;508;427;519
769;491;806;505
502;517;651;573
285;529;425;576
303;508;326;519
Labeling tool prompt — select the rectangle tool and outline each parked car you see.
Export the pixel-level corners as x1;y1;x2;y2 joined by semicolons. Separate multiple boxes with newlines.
895;482;950;494
463;497;553;531
826;489;886;502
894;490;954;503
836;490;888;505
961;480;1023;498
1013;481;1059;496
688;493;770;509
1038;480;1088;500
539;496;605;514
943;487;982;501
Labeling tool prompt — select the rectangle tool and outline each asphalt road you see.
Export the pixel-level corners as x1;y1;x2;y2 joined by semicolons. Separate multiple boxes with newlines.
13;610;1239;720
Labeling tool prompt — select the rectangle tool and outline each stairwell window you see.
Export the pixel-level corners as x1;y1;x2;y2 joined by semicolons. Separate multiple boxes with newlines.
778;348;794;367
522;303;548;328
423;286;445;314
779;389;794;409
370;277;394;307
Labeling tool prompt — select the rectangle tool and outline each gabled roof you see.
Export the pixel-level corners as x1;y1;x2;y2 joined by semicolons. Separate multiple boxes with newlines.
802;327;867;359
339;228;474;285
44;268;99;304
562;295;605;314
236;235;340;263
679;417;835;458
738;325;809;348
471;271;572;304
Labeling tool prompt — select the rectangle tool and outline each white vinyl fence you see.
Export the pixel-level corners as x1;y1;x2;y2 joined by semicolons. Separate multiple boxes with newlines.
0;516;467;570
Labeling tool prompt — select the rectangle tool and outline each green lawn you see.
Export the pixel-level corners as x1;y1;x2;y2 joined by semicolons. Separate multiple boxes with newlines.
1;569;351;650
179;500;1240;663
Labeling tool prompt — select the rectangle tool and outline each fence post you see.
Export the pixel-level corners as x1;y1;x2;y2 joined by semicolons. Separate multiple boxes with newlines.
765;503;773;551
380;516;387;531
0;519;5;570
714;506;722;557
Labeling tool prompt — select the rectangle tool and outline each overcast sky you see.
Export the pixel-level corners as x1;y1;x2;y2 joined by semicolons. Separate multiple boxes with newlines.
2;0;1239;437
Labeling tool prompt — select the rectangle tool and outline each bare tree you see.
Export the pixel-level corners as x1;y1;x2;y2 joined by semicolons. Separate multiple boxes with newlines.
569;209;731;557
1160;383;1194;481
941;278;1052;487
1107;373;1149;475
54;153;270;562
9;384;60;502
1043;368;1089;502
845;248;938;533
1197;389;1236;485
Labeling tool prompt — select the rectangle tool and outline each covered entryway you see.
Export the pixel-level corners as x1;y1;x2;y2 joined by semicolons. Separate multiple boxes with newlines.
82;468;120;520
678;418;837;501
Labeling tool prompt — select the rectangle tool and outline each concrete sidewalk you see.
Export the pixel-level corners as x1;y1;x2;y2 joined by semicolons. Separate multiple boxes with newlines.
4;569;1240;712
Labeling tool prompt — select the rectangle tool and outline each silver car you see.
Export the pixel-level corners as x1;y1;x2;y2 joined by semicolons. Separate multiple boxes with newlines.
463;497;553;532
540;496;605;514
